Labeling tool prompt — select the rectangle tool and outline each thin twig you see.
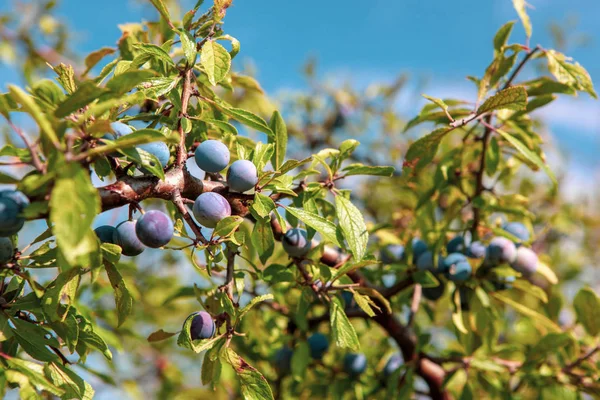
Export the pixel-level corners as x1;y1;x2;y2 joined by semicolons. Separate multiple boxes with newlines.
6;119;45;173
172;189;208;244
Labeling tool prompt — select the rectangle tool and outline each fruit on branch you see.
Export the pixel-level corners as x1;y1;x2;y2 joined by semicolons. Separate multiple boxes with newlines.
94;225;118;245
341;291;356;309
383;353;403;377
0;190;30;210
104;121;132;140
343;353;367;376
423;281;445;301
503;221;530;244
192;192;232;228
448;260;472;282
274;346;293;374
194;140;230;172
510;246;538;277
486;237;517;265
282;228;311;257
411;238;428;260
0;197;25;237
380;244;405;264
0;237;14;263
442;253;468;274
226;159;258;192
416;251;444;273
135;210;174;248
138;142;170;169
114;220;146;256
447;236;467;254
467;241;486;259
307;333;329;360
189;311;216;340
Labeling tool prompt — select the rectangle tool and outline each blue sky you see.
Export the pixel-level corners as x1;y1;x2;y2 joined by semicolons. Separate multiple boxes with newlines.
1;0;598;169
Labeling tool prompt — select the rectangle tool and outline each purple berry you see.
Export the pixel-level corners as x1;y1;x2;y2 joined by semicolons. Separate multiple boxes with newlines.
307;333;329;360
467;241;486;259
0;197;24;237
0;190;29;210
189;311;215;340
274;346;293;374
510;247;538;277
416;251;444;273
195;140;230;173
192;192;232;228
135;210;174;248
0;237;14;263
503;222;530;243
448;261;472;282
446;236;466;254
486;237;517;265
227;160;258;192
138;142;170;169
383;354;403;377
114;220;145;256
380;244;405;264
343;353;367;376
282;228;311;257
442;253;468;275
94;225;118;245
412;238;428;260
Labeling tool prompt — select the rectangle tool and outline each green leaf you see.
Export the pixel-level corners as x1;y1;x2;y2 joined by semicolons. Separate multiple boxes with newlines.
201;345;222;387
89;128;168;157
54;81;109;118
8;85;60;146
495;127;557;187
335;195;368;261
84;47;116;75
422;94;450;116
50;162;100;267
252;142;274;172
251;217;274;265
52;63;77;94
477;86;527;114
403;128;451;174
291;342;310;379
353;291;377;317
42;268;80;322
250;193;276;219
342;164;395;177
104;70;157;96
218;105;273;136
201;40;231;86
573;287;600;336
10;318;60;362
147;329;178;342
45;362;94;400
105;262;134;327
268;110;287;170
512;0;532;39
330;297;360;351
201;117;238;135
213;216;244;238
492;293;561;332
7;358;64;396
178;29;197;66
452;289;468;334
545;50;597;99
330;258;375;283
494;21;516;55
224;348;274;400
139;76;180;98
285;206;342;247
149;0;173;26
118;146;166;180
237;294;274;320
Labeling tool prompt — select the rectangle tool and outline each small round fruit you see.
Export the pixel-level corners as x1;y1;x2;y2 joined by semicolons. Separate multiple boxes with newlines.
114;220;145;256
0;197;25;237
446;236;466;254
227;160;258;192
135;210;174;248
0;190;29;210
0;237;14;263
274;346;293;374
486;237;517;265
94;225;117;245
467;241;486;259
412;238;428;261
416;251;444;273
423;282;445;301
510;246;538;277
192;192;232;228
503;221;530;243
307;333;329;360
189;311;216;340
341;291;356;309
380;244;405;264
442;253;468;275
194;140;230;173
383;354;403;377
138;142;170;169
343;353;367;376
282;228;311;257
109;121;133;138
448;261;472;282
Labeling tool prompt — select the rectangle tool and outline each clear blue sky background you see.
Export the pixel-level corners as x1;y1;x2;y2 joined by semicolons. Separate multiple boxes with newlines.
1;0;599;167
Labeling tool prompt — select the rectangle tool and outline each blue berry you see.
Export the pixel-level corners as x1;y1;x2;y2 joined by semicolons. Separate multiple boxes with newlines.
114;220;145;256
194;140;230;173
227;160;258;192
189;311;215;340
282;228;311;257
192;192;232;228
135;210;174;248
